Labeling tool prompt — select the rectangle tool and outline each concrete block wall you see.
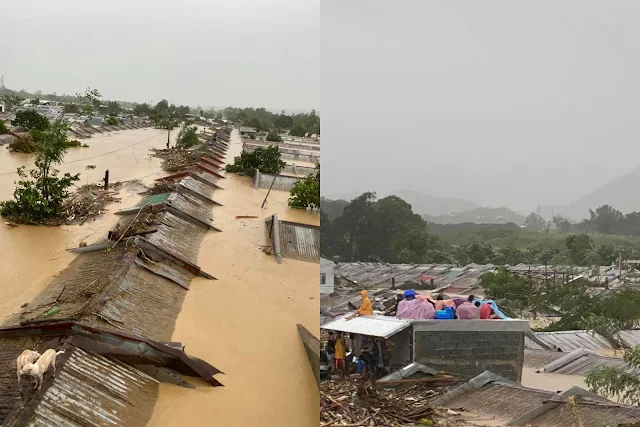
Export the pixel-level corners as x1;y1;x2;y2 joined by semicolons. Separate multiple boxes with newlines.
254;171;301;191
412;320;527;382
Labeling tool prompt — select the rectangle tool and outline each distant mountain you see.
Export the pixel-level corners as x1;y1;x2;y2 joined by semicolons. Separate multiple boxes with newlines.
389;190;479;216
560;167;640;220
424;206;527;225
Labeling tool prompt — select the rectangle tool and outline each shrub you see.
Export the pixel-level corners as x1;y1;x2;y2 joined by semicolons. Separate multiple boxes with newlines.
106;116;118;126
266;130;282;142
8;133;37;153
0;120;8;134
288;163;320;208
176;124;200;149
225;146;285;177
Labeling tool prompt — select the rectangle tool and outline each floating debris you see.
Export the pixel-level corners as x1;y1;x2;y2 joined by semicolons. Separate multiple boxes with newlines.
320;377;465;427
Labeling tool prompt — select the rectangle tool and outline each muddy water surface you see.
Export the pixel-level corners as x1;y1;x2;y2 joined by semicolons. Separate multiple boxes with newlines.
148;131;320;427
0;128;173;319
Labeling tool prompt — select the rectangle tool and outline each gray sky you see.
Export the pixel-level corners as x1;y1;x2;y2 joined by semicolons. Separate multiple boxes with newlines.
0;0;319;110
322;0;640;213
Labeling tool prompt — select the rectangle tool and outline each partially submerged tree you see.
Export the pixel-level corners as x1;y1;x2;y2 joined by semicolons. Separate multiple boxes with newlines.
12;110;49;131
586;346;640;404
176;124;200;149
265;130;282;142
288;163;320;208
225;146;285;177
0;119;8;134
76;87;101;118
0;121;80;223
289;124;306;137
106;116;118;126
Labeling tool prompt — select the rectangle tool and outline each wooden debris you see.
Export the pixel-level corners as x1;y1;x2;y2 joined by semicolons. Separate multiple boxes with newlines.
320;377;467;427
236;215;258;219
4;221;18;228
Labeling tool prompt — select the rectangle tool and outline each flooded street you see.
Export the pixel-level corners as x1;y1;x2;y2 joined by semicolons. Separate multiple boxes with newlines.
0;128;172;319
148;131;320;427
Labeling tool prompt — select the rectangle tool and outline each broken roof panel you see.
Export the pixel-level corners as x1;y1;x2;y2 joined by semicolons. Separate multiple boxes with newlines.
321;314;411;339
278;220;320;263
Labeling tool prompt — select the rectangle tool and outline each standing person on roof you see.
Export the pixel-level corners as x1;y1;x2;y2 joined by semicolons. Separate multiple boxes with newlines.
347;290;373;320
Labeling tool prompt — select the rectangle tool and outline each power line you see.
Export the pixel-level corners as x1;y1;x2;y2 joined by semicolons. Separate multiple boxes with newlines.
0;131;163;176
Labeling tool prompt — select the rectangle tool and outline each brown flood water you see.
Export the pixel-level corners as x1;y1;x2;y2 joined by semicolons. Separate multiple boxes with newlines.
0;128;170;319
148;130;320;427
0;128;320;426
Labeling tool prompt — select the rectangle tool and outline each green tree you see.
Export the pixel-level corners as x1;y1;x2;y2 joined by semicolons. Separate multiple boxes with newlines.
274;114;294;129
0;120;8;134
106;116;118;126
12;110;49;131
288;164;320;208
106;101;121;116
480;267;540;313
566;234;593;265
586;347;640;404
225;146;286;177
0;121;80;223
524;212;548;231
289;124;307;137
176;124;200;149
266;130;282;142
133;103;152;117
76;87;101;118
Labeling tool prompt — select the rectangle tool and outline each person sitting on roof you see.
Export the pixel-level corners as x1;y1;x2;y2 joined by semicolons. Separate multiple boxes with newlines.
396;289;435;320
456;295;481;319
434;294;457;311
347;290;374;320
475;301;498;319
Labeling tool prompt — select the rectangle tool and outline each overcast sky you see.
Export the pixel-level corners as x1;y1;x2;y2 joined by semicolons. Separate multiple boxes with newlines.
322;1;640;212
0;0;319;110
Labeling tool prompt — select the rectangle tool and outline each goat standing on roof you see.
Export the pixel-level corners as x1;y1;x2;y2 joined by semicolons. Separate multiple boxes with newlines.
19;349;65;390
16;350;41;386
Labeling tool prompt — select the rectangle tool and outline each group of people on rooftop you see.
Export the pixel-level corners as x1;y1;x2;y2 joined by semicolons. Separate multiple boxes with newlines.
347;289;498;321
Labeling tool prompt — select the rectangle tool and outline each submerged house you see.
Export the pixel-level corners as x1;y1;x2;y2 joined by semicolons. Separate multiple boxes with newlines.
320;257;335;295
0;131;232;425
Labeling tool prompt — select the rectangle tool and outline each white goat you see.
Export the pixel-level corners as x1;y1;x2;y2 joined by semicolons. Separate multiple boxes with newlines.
19;349;64;390
16;350;41;386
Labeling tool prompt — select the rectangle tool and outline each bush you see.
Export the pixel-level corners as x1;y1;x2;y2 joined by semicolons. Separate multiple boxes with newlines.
288;163;320;208
66;139;82;148
289;124;306;137
176;124;200;149
266;130;282;142
0;121;80;223
12;110;49;131
106;116;118;126
8;133;37;153
0;120;8;134
225;146;285;177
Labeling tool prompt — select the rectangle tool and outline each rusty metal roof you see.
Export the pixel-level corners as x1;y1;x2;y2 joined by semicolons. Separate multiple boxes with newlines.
525;331;615;354
4;346;159;427
178;176;222;206
278;220;320;263
166;192;220;231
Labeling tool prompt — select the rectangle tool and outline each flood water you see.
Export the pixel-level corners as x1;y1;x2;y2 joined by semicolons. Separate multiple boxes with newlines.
148;130;320;426
0;128;170;319
0;127;320;426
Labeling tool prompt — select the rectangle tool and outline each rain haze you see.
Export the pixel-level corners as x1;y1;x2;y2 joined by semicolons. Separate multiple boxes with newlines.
322;0;640;218
0;0;319;110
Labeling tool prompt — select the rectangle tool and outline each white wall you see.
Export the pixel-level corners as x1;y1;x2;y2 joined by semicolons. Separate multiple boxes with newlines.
320;257;335;295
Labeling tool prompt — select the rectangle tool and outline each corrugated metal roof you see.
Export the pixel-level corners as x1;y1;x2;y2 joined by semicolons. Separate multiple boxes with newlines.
278;220;320;263
178;176;221;205
524;349;567;368
13;346;159;427
166;192;219;231
321;314;411;338
526;330;615;354
526;397;640;427
617;330;640;348
540;350;629;376
443;382;554;423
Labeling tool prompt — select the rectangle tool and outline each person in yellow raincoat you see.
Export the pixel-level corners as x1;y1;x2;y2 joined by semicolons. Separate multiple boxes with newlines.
347;290;373;320
334;333;347;376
